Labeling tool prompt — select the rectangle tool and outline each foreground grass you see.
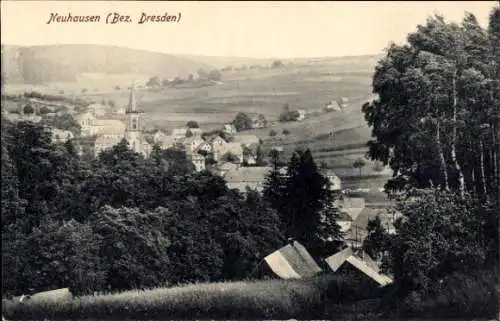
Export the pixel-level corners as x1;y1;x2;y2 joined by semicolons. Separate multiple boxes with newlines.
2;274;384;320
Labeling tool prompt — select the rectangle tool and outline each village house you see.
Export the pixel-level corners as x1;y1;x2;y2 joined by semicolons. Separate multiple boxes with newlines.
213;142;244;163
154;134;175;149
209;135;227;148
223;123;237;134
182;136;205;153
88;83;151;157
95;119;126;137
172;128;188;140
197;141;213;153
188;128;203;137
188;152;206;172
324;247;393;286
296;109;307;121
50;128;74;143
252;116;266;129
325;100;342;112
244;155;257;165
339;97;349;108
114;107;126;115
263;241;322;279
74;112;98;136
87;103;108;117
153;129;167;143
322;170;342;191
224;166;270;193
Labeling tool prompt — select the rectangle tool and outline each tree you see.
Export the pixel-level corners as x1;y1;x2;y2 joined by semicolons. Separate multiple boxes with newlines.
255;145;266;166
23;104;34;115
390;189;486;294
207;69;222;82
362;215;392;270
91;206;171;291
362;11;499;198
41;113;82;136
222;152;240;163
257;114;268;127
282;129;290;135
272;60;284;68
232;112;253;131
372;161;385;173
146;76;161;87
39;106;52;115
269;130;277;137
266;149;343;258
107;100;115;108
187;120;199;128
353;157;367;177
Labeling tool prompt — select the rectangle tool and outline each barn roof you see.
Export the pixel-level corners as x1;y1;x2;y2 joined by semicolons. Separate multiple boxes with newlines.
324;248;393;286
264;241;322;279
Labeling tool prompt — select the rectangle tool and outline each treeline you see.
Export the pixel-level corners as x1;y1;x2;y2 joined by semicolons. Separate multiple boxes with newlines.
360;8;499;317
1;118;343;297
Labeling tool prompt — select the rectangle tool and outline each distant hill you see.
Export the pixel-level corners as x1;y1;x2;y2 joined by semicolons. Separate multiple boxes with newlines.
1;44;216;84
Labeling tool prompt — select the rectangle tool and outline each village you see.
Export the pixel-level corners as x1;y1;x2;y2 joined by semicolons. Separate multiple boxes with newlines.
2;82;400;290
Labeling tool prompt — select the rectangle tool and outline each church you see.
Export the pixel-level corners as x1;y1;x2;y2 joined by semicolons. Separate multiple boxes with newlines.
93;83;152;157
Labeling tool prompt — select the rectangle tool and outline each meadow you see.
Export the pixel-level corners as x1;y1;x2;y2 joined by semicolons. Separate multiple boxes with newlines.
2;274;385;320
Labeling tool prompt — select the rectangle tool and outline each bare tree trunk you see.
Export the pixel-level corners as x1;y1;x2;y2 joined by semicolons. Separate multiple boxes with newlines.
451;72;465;196
436;120;449;190
471;167;477;195
480;140;488;197
492;128;498;197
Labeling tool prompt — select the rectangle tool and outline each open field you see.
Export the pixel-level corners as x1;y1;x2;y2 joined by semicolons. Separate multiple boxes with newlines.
3;54;392;202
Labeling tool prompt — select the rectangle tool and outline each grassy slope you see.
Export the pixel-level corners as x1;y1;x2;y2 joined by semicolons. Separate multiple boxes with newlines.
2;274;384;320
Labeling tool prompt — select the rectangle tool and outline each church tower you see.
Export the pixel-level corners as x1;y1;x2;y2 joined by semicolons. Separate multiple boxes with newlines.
125;82;143;153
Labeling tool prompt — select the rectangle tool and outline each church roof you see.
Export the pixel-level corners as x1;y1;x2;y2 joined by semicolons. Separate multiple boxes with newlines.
95;135;123;146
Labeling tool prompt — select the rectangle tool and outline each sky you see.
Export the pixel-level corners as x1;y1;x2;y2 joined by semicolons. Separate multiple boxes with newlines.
1;1;498;58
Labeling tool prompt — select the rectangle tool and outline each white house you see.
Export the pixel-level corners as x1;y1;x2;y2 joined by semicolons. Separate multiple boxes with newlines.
296;109;307;121
182;136;205;153
87;103;107;117
153;130;167;143
323;170;342;191
51;128;74;143
209;135;227;149
325;100;342;111
223;123;237;134
198;141;213;153
188;153;206;172
188;128;203;137
74;112;98;136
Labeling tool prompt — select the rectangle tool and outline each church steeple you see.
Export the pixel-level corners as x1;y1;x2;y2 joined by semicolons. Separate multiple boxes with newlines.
126;81;139;114
125;82;143;154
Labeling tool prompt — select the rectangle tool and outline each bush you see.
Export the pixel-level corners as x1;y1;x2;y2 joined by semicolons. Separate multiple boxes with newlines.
395;270;499;319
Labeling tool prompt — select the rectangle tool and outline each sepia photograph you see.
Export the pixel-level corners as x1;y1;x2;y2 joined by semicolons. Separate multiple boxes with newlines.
1;1;499;320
